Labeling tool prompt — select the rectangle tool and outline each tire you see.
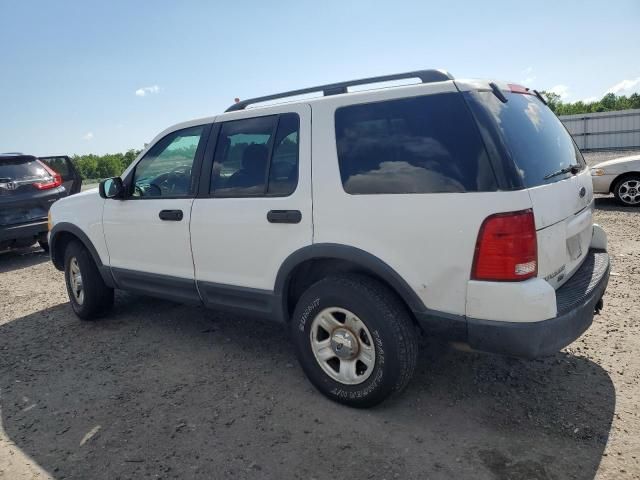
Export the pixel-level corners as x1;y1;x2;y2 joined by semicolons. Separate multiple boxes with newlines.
64;240;114;320
38;240;49;252
290;274;418;408
613;175;640;207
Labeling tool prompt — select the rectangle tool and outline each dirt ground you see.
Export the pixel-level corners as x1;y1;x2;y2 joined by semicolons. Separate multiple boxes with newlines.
0;195;638;480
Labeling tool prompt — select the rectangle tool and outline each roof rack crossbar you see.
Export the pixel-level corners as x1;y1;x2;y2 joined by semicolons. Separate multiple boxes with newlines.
225;69;454;112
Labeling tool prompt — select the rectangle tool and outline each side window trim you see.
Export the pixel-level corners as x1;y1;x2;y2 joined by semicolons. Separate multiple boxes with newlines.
123;123;212;200
261;116;280;196
200;112;300;199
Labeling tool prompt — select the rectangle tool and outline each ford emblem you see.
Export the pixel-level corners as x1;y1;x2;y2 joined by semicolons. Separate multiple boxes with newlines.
579;186;586;198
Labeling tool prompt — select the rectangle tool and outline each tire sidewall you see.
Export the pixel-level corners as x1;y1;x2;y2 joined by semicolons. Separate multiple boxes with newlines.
291;279;402;406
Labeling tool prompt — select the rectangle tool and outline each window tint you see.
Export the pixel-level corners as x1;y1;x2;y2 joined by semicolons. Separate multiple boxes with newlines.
210;113;299;197
132;125;204;198
335;93;497;194
464;91;585;188
39;157;70;176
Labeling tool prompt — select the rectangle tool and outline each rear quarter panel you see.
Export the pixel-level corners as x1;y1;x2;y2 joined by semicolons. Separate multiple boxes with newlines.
310;85;533;316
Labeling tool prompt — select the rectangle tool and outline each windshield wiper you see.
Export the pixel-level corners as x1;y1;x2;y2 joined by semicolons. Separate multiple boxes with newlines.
543;164;581;180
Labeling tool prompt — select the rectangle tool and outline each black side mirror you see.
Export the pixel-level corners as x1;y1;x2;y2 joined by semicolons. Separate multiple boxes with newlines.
99;177;124;199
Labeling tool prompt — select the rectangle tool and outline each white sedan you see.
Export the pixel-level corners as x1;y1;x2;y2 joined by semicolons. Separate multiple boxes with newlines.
591;154;640;206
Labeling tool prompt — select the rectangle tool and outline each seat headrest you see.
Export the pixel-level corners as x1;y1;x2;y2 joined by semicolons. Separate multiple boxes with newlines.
242;144;269;172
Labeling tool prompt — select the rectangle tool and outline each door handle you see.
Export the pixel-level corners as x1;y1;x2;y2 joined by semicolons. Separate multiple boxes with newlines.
159;209;184;221
267;210;302;224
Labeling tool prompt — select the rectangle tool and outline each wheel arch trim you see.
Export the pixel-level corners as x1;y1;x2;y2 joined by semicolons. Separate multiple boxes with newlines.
611;171;640;193
274;243;427;322
49;222;115;287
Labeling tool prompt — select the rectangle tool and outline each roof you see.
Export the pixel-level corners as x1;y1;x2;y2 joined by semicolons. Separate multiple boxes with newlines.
0;153;36;162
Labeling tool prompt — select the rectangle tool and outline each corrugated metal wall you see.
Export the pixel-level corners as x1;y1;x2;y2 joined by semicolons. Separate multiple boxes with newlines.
559;109;640;150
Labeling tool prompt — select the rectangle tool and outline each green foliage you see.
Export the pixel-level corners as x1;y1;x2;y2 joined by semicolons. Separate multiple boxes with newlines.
542;91;640;116
72;149;141;181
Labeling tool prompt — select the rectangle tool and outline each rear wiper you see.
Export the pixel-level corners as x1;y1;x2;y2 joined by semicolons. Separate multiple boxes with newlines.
543;164;581;180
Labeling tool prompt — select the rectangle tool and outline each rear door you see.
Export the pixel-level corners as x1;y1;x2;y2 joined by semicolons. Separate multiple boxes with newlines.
0;155;64;227
39;156;82;194
190;104;312;313
464;88;593;288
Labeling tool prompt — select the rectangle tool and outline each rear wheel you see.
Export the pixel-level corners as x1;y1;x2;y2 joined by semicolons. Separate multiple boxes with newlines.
64;241;114;319
614;175;640;206
290;274;418;408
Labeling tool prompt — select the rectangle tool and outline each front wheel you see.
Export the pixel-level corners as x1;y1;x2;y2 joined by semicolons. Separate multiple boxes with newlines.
290;274;418;408
614;175;640;206
64;241;114;319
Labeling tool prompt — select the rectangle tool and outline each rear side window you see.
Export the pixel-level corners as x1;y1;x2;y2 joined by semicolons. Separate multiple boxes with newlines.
464;91;585;188
210;113;299;197
334;93;497;194
39;157;70;176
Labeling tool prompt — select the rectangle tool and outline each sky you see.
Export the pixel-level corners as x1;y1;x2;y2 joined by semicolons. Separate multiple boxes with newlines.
1;0;639;156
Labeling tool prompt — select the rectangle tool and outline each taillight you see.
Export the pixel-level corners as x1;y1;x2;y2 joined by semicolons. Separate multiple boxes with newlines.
33;160;62;190
471;209;537;281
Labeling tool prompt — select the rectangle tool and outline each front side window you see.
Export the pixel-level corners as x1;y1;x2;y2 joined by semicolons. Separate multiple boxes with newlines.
132;125;205;198
335;93;497;194
210;113;299;197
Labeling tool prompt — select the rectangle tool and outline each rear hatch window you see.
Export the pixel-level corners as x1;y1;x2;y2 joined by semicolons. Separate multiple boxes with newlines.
463;90;586;188
0;157;50;194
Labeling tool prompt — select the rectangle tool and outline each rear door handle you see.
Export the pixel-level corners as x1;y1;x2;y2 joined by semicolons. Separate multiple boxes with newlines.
159;209;184;221
267;210;302;224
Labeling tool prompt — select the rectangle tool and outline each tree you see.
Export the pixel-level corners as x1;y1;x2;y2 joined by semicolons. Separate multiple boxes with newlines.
540;90;640;116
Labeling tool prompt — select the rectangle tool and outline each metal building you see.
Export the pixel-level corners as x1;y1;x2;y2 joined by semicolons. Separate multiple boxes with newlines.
559;109;640;150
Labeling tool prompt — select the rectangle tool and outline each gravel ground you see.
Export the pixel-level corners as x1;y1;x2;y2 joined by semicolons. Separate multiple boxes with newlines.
0;197;639;480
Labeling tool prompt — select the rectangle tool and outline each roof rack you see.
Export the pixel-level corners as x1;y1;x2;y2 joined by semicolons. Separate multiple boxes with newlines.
225;69;454;112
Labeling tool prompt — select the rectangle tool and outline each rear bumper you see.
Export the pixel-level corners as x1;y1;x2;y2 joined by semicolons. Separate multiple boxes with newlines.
466;249;610;358
0;220;48;243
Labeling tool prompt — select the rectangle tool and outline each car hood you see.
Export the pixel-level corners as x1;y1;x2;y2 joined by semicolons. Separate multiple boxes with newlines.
592;154;640;171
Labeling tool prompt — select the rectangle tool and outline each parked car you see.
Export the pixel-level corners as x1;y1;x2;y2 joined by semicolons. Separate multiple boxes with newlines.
591;154;640;206
48;70;610;407
0;153;81;252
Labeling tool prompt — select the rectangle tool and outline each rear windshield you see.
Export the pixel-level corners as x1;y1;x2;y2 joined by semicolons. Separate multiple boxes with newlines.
0;158;47;181
464;91;585;188
334;93;497;194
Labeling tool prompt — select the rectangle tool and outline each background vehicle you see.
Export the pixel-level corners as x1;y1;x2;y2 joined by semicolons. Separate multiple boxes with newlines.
48;71;610;407
0;153;81;251
591;154;640;206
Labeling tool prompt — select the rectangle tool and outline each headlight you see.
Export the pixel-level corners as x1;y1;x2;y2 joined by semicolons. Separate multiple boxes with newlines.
591;168;606;176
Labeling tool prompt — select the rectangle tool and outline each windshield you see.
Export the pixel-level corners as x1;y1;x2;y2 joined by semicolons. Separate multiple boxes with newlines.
464;91;585;188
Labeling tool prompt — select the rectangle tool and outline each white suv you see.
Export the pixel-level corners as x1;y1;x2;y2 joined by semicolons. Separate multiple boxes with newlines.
49;70;610;407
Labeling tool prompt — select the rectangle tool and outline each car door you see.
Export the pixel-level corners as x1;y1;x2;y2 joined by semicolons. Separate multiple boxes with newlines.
190;105;312;316
39;156;82;194
102;123;211;303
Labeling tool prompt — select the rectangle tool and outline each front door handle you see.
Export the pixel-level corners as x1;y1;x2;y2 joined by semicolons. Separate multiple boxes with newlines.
159;209;184;221
267;210;302;224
